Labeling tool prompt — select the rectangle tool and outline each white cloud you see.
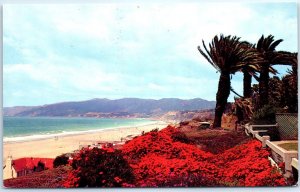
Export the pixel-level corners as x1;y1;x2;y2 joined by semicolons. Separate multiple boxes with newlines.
49;5;117;42
4;59;121;92
3;3;297;106
148;83;165;92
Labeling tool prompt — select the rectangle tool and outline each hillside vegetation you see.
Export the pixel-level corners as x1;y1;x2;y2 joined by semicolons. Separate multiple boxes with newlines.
4;125;287;188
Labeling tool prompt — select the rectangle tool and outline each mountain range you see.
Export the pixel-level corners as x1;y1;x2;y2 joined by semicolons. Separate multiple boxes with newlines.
3;98;216;117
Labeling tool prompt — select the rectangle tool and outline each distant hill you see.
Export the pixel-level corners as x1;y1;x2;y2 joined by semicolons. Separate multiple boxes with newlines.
3;106;39;116
153;109;215;122
3;98;216;117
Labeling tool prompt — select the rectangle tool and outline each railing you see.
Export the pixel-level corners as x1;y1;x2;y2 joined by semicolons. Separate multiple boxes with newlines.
244;123;277;138
266;140;298;177
243;123;298;178
292;158;298;170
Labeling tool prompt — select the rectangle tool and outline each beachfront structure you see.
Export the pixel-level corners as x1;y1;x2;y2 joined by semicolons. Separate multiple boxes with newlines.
3;156;16;180
3;156;53;180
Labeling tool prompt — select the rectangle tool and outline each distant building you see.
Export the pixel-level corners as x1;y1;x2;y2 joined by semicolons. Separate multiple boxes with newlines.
3;156;53;180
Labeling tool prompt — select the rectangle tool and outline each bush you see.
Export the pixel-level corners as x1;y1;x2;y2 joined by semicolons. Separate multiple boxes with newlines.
53;154;69;168
251;104;276;124
33;161;46;172
63;147;134;188
150;128;159;132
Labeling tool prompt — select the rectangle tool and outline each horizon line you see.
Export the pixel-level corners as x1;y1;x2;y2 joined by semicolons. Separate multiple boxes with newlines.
4;97;217;108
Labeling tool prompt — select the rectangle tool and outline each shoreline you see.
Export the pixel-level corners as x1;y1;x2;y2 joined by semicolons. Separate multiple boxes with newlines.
3;121;170;163
3;121;167;144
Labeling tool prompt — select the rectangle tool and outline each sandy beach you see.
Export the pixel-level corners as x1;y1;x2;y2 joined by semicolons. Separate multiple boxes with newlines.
3;122;169;163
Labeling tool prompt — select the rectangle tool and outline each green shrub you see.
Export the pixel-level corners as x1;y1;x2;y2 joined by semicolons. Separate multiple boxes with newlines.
53;154;69;168
150;128;159;132
251;104;276;124
33;161;46;172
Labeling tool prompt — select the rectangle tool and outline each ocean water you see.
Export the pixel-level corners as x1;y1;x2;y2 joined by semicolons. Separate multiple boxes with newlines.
3;117;158;142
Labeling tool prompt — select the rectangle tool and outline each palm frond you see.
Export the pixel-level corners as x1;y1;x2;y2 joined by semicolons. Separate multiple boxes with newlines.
269;39;283;51
257;35;264;50
198;34;264;75
269;66;278;75
197;46;219;71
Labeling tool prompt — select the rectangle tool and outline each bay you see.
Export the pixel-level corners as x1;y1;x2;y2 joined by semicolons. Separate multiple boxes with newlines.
3;116;157;141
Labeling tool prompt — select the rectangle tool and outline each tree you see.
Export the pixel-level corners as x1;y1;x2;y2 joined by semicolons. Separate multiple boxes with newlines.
268;76;283;107
53;154;69;168
240;54;278;99
282;53;298;113
33;161;46;172
198;34;262;128
238;42;261;98
242;67;255;98
254;35;293;107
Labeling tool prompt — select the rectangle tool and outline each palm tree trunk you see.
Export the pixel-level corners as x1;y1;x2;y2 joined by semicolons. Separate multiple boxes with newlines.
243;70;252;98
259;65;270;107
213;71;231;128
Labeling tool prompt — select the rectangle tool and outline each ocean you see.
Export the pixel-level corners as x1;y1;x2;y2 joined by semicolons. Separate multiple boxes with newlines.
3;117;158;142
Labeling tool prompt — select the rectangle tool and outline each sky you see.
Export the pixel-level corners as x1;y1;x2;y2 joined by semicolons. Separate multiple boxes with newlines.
3;1;298;107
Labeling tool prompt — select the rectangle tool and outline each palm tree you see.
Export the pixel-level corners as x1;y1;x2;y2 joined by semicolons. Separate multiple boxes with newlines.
198;34;262;128
288;52;298;83
241;55;261;98
254;35;294;107
282;52;298;112
238;43;260;98
240;43;280;98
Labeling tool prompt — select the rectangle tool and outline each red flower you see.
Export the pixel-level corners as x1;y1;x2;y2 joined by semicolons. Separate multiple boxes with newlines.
122;127;287;187
64;126;287;187
114;177;122;183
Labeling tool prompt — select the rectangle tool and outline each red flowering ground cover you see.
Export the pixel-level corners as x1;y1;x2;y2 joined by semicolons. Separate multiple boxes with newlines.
63;125;286;187
4;166;72;188
122;126;218;186
211;140;286;186
122;126;286;187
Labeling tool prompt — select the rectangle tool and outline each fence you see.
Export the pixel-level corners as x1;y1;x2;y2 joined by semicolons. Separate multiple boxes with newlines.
276;113;298;140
